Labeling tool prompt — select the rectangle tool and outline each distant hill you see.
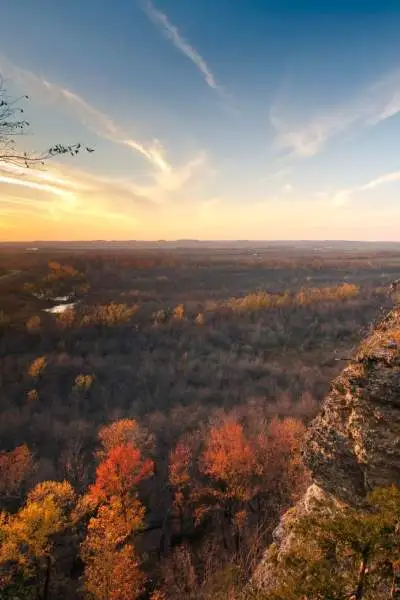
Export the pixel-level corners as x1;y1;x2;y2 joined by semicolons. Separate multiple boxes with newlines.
2;239;400;252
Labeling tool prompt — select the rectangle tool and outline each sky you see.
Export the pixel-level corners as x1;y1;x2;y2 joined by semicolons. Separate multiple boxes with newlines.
1;0;400;241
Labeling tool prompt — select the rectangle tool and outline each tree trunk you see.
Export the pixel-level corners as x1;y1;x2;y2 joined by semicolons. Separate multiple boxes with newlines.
159;508;172;557
234;527;240;554
354;548;369;600
43;556;51;600
391;522;400;599
391;568;400;599
34;562;42;600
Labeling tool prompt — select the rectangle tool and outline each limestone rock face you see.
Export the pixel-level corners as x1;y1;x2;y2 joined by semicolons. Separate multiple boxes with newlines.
254;306;400;589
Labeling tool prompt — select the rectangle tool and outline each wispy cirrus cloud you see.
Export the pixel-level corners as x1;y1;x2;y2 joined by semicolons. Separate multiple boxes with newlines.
331;170;400;207
0;56;208;197
0;173;75;200
0;55;172;174
141;0;222;93
43;85;171;174
0;56;213;239
0;160;154;229
270;68;400;158
0;157;213;239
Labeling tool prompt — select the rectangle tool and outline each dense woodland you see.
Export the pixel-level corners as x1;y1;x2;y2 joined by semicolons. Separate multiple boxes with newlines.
1;244;400;599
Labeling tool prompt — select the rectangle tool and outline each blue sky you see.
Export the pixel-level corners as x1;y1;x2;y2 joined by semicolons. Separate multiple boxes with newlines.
1;0;400;240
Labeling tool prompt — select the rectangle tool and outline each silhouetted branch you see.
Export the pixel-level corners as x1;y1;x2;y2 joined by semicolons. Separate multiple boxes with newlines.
0;76;94;168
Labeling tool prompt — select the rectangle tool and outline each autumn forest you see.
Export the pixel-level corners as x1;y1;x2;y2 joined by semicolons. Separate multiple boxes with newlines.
1;242;400;599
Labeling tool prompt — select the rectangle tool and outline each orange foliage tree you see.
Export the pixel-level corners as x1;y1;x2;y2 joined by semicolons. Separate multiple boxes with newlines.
259;416;309;507
82;439;154;599
98;419;141;453
80;303;138;327
97;418;154;459
169;442;193;530
195;419;260;550
89;443;153;515
0;481;76;600
168;415;309;556
27;356;47;379
201;420;257;503
0;444;34;505
81;503;146;600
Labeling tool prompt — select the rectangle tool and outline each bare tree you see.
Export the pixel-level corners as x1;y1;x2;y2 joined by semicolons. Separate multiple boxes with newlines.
0;76;93;167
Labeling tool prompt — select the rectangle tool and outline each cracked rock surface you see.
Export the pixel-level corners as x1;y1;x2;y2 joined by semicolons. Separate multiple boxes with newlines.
254;306;400;589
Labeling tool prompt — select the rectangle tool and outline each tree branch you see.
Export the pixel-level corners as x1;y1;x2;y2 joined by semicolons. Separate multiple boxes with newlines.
0;78;94;169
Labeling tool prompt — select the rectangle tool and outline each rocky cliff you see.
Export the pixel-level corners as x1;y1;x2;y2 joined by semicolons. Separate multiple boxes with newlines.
254;304;400;589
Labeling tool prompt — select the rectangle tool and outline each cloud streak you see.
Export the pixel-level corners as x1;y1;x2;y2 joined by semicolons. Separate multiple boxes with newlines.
0;160;151;227
331;170;400;206
0;56;213;239
0;173;75;200
41;80;173;174
142;0;221;93
0;56;209;201
270;69;400;158
0;55;172;174
0;157;215;240
0;147;208;240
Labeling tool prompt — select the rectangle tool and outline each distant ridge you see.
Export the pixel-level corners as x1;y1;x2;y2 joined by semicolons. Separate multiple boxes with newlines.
2;240;400;250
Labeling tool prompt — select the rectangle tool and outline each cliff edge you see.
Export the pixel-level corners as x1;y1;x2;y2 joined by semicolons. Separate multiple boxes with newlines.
254;304;400;589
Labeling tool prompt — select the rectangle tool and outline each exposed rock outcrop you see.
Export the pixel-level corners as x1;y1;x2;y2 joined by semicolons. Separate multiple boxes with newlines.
254;305;400;589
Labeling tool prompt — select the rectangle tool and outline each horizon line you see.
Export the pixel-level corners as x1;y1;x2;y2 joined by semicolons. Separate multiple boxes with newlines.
1;239;400;245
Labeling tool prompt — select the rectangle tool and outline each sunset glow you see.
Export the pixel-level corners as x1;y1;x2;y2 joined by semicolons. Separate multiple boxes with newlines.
1;2;400;240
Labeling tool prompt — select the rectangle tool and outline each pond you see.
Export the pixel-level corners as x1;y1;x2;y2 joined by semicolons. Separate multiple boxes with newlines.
44;302;76;314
